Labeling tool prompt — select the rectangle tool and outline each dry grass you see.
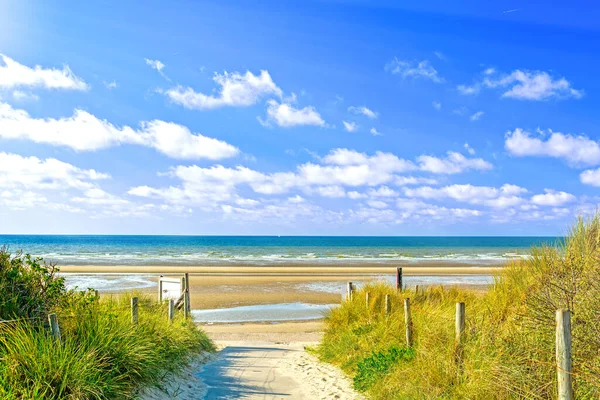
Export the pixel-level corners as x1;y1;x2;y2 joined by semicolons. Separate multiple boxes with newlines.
318;216;600;399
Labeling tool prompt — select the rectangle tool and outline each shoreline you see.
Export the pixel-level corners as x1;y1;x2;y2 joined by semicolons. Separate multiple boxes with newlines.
58;261;504;275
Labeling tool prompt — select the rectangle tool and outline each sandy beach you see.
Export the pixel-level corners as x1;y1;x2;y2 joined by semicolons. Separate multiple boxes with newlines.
60;262;499;309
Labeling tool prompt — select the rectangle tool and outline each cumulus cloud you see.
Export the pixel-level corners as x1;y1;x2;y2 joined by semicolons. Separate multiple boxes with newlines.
404;183;527;208
385;58;443;83
580;168;600;187
505;128;600;167
0;54;88;91
348;106;378;119
0;102;239;160
417;152;492;174
12;90;39;102
342;121;358;132
463;143;475;155
432;101;441;110
458;68;582;100
166;70;282;110
103;80;118;89
0;152;109;190
260;99;325;128
530;189;576;206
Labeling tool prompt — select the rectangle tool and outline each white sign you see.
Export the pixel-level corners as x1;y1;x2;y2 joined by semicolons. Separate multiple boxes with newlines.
159;277;182;301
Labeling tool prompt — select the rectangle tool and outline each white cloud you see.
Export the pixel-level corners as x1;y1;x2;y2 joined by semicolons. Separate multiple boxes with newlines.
580;168;600;187
458;68;582;100
166;70;282;110
457;84;479;95
434;51;446;60
347;191;367;199
405;183;527;208
367;186;398;197
367;200;389;209
0;102;239;160
342;121;358;132
12;90;39;102
432;101;441;110
348;106;378;119
0;152;109;191
314;185;346;198
417;151;492;174
370;127;382;136
260;100;325;128
0;54;89;91
464;143;475;155
505;128;600;167
531;189;576;206
470;111;484;121
385;58;443;83
104;80;118;89
145;58;165;72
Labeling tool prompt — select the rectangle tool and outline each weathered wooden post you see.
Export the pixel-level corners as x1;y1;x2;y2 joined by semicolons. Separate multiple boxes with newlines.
365;292;370;309
396;267;403;291
556;309;574;400
131;297;139;325
157;275;163;302
455;302;465;343
384;294;391;315
184;273;191;317
415;285;419;295
48;313;61;342
168;299;175;322
346;282;354;301
404;298;413;347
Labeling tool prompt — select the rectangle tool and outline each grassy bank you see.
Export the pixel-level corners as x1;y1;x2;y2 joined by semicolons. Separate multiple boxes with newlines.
0;251;214;399
317;217;600;399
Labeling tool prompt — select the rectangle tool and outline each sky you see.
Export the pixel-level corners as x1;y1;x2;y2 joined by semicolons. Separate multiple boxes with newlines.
1;0;600;235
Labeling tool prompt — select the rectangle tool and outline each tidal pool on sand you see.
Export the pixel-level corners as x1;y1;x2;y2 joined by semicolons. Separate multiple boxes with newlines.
192;302;337;323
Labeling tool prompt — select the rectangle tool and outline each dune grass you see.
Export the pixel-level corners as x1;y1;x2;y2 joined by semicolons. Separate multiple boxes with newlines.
0;291;214;399
318;216;600;399
0;249;214;399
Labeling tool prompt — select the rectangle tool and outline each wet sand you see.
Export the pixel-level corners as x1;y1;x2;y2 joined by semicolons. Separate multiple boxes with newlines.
62;262;500;309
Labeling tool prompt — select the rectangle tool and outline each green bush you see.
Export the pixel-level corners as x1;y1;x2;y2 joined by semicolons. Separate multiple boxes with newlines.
353;345;415;391
0;249;66;320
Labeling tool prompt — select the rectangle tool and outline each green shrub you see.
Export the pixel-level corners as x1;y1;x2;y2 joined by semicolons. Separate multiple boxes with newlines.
353;345;415;391
0;249;66;320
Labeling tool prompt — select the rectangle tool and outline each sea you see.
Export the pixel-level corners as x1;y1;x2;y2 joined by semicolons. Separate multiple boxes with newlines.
0;235;558;266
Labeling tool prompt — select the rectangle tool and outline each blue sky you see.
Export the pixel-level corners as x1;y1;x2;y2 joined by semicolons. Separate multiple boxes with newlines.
1;0;599;235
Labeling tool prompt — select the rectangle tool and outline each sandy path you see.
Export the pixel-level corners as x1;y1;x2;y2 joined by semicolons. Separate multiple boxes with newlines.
142;323;363;399
198;341;362;400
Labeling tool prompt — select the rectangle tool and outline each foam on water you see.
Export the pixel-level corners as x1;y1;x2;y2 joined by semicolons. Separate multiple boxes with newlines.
192;303;337;323
62;274;156;291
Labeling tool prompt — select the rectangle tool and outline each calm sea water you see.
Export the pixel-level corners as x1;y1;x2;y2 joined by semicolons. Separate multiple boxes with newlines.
0;235;558;266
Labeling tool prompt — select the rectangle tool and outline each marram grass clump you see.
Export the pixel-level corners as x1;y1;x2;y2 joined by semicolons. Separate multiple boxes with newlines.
318;216;600;399
0;249;214;400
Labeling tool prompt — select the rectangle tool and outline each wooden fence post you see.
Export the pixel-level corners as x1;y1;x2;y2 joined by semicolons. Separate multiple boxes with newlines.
131;297;139;325
556;309;574;400
346;282;354;301
455;302;465;343
365;292;370;309
404;298;413;347
396;267;403;291
168;299;175;322
184;273;191;316
157;275;163;302
384;294;391;315
48;313;61;342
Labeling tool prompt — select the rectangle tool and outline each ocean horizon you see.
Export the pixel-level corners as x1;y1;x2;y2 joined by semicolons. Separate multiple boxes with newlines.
0;235;559;266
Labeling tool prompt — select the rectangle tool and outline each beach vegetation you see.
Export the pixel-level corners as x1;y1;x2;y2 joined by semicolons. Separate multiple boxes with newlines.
318;215;600;398
0;249;214;399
